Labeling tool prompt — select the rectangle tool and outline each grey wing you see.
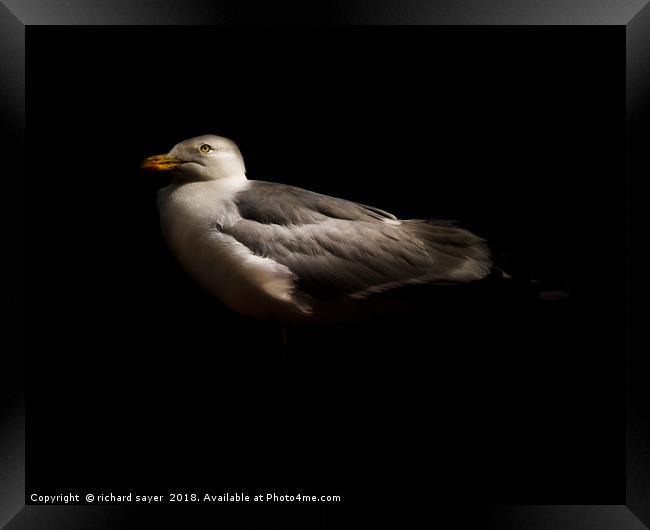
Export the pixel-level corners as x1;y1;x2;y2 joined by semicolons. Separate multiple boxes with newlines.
233;181;397;224
224;181;493;301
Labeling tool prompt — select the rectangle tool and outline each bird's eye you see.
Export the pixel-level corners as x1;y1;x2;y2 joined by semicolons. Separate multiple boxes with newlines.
199;144;212;153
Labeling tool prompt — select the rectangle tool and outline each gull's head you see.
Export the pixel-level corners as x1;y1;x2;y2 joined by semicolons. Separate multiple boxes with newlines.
141;134;246;182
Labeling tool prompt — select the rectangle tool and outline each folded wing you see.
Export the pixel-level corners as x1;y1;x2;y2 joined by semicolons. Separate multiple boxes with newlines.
223;181;493;302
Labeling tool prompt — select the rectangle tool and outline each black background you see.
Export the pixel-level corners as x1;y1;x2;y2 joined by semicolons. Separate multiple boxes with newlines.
26;26;624;524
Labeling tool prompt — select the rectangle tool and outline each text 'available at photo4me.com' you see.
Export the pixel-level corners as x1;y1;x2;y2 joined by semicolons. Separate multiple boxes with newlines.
30;491;343;505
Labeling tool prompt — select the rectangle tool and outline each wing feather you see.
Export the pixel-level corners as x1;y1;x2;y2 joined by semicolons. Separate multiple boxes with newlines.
223;181;493;301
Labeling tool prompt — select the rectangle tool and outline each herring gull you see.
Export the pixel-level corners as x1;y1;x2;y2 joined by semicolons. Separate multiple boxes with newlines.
142;134;501;323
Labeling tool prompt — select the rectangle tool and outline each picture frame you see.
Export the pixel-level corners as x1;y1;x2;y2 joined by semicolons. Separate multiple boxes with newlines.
1;1;648;528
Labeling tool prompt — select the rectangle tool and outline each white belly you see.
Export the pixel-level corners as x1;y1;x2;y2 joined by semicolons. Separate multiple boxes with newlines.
157;180;311;321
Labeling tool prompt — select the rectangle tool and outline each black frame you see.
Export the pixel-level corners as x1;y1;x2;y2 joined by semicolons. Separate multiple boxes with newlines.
1;1;648;528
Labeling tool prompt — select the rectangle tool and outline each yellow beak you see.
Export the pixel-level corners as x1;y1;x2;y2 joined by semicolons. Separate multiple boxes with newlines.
141;154;184;171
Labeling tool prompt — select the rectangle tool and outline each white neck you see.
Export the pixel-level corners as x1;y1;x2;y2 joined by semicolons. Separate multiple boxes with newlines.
212;173;249;193
173;161;247;185
209;156;247;181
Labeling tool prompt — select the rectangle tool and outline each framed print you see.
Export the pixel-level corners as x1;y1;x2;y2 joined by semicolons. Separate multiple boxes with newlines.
1;1;649;528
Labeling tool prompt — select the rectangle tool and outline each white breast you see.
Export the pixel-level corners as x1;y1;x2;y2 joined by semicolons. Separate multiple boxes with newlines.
157;179;311;321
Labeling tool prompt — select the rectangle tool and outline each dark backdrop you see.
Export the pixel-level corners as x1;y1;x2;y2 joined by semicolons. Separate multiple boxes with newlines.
26;26;624;524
